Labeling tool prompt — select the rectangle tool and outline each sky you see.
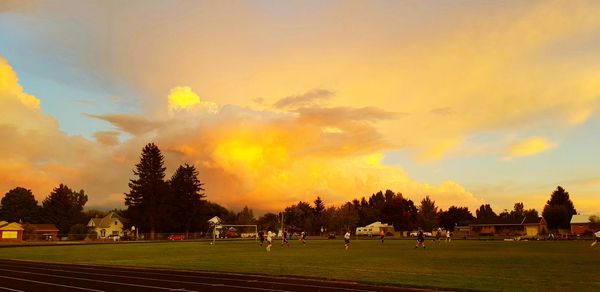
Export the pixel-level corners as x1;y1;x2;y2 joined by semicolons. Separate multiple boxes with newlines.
1;0;599;215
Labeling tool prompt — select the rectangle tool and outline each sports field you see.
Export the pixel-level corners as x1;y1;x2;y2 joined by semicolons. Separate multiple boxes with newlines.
1;239;598;291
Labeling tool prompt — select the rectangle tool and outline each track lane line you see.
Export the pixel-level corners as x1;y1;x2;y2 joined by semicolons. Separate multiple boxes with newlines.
0;275;104;292
0;265;288;292
1;260;381;292
0;287;25;292
0;268;197;292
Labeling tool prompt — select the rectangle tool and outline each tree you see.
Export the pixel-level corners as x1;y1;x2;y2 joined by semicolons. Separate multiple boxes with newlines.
542;186;577;230
284;201;315;232
313;196;325;233
169;164;205;236
589;215;600;231
236;206;257;225
0;187;41;223
418;196;438;231
438;206;475;230
41;184;88;234
257;212;279;231
476;204;497;219
124;143;169;239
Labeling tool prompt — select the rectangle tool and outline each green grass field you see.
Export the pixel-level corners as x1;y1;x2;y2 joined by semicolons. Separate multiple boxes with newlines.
1;239;598;291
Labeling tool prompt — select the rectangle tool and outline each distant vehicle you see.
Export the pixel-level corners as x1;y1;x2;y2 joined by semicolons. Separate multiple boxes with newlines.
222;231;240;238
168;234;185;241
409;231;433;237
327;232;336;239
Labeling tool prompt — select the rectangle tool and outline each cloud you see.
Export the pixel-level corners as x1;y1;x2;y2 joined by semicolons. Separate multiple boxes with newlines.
273;89;334;109
94;131;120;146
505;136;553;158
84;114;160;135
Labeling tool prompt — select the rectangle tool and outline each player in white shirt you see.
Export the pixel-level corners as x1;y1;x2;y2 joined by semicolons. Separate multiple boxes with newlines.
344;231;351;250
266;230;273;251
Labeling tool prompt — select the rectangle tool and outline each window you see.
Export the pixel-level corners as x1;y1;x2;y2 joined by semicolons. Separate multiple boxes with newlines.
114;221;118;225
101;229;106;237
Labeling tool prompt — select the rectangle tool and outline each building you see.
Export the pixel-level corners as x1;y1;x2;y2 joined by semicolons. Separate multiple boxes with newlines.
469;217;547;237
26;224;59;240
355;221;395;236
87;212;126;240
0;221;24;241
570;214;598;235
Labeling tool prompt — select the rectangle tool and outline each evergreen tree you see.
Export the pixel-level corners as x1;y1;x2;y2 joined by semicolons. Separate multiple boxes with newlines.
0;187;41;223
418;196;438;231
169;164;205;236
42;184;88;234
542;186;577;230
313;196;325;233
125;143;168;239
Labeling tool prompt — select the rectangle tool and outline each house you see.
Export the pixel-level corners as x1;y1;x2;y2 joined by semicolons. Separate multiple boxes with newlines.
87;212;126;240
0;221;24;241
469;217;547;237
26;224;59;241
355;221;395;236
570;214;598;235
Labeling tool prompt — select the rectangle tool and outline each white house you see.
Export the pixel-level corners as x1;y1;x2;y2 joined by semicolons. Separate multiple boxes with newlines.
87;212;126;240
355;221;395;236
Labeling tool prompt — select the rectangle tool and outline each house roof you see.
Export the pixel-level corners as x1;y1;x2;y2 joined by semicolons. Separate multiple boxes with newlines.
471;216;543;226
0;222;24;231
28;224;59;232
88;212;125;228
570;214;595;224
359;221;393;228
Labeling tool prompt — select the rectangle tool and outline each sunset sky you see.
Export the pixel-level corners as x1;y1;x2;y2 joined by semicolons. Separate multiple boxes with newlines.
1;0;599;215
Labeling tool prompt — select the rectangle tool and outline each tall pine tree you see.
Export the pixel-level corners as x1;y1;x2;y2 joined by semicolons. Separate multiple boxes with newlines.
125;143;168;239
542;186;577;230
169;163;205;236
42;184;87;234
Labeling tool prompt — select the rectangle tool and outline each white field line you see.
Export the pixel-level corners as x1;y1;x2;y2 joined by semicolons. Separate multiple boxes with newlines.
0;261;381;292
0;286;25;292
0;275;103;292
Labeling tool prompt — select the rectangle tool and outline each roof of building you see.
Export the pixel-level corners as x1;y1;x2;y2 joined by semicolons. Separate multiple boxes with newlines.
471;216;544;226
28;224;59;232
0;222;24;231
360;221;394;228
570;214;596;224
88;212;126;228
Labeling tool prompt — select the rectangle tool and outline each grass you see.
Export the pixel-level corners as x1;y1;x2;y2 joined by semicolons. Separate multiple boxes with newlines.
1;239;599;291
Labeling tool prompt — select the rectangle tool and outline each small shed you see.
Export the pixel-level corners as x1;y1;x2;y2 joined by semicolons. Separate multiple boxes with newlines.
570;214;597;235
27;224;59;241
0;221;24;241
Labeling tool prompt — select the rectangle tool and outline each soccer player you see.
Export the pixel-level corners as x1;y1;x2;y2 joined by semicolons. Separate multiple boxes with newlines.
266;230;273;251
344;230;351;250
258;230;265;247
300;231;307;245
592;231;600;247
281;229;289;247
446;229;451;242
415;228;425;248
435;228;442;243
380;230;385;243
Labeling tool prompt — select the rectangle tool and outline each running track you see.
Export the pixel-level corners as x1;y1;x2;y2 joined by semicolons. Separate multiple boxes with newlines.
0;259;426;292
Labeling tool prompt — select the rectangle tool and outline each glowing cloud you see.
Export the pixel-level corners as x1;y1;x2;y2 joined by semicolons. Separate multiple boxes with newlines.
506;136;553;158
168;86;201;111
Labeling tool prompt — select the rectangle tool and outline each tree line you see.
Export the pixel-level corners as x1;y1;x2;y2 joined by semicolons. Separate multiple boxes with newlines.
0;142;589;238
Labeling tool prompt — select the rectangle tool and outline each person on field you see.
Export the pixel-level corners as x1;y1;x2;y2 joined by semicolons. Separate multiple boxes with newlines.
344;231;351;250
258;230;265;247
592;231;600;247
435;228;442;243
266;230;273;251
281;229;289;247
380;230;385;243
446;229;451;242
300;231;307;245
415;228;425;248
